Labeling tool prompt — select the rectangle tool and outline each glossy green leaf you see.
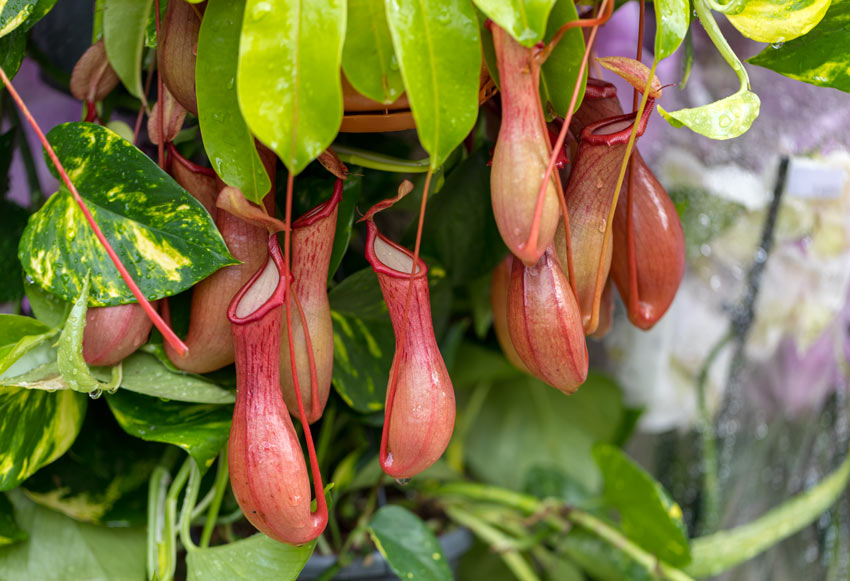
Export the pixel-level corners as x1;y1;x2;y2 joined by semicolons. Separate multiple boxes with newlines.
540;0;586;116
328;267;388;319
594;444;691;567
57;278;121;394
328;310;393;412
97;352;234;404
749;0;850;92
472;0;556;46
0;314;53;376
197;0;270;205
658;88;760;139
143;0;167;48
22;403;161;525
238;0;345;175
0;199;27;303
342;0;404;104
368;505;452;581
0;0;34;38
187;533;315;580
727;0;830;43
421;148;506;285
20;122;235;306
654;0;689;61
465;371;624;492
0;27;25;81
385;0;481;169
106;389;230;469
102;0;154;99
23;280;67;328
0;490;145;580
0;494;25;546
20;0;57;32
559;528;654;581
0;387;86;491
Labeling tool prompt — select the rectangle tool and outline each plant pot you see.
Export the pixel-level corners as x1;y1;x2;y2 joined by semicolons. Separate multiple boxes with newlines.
298;527;473;580
340;66;497;133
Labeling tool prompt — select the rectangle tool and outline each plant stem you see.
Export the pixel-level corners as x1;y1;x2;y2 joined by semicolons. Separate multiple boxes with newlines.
333;144;430;173
179;460;201;552
693;0;750;89
434;483;694;581
159;459;192;580
696;330;733;534
200;449;230;549
147;466;170;581
0;64;189;357
686;442;850;577
444;504;542;581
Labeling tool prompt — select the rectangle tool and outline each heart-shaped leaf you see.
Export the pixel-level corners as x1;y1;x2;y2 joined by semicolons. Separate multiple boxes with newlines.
659;87;760;139
19;122;235;306
196;0;270;204
368;505;452;581
342;0;405;104
238;0;345;175
106;389;230;469
0;386;86;491
749;0;850;92
594;444;691;567
0;0;35;39
102;0;154;100
472;0;557;46
727;0;830;43
328;310;393;412
385;0;481;169
186;533;315;581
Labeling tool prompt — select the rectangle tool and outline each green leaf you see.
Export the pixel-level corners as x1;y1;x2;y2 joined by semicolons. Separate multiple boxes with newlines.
328;175;361;281
196;0;270;204
749;0;850;92
472;0;556;46
465;371;624;492
421;147;506;285
106;389;230;469
559;528;654;581
0;387;86;490
0;27;25;80
0;490;145;580
342;0;404;104
22;403;162;525
0;0;35;38
329;310;393;412
0;314;53;373
368;505;452;581
540;0;586;116
0;200;28;303
100;352;234;404
102;0;154;99
23;280;68;328
727;0;830;43
593;444;691;567
385;0;481;169
654;0;689;61
0;494;25;546
20;0;58;32
186;533;315;580
238;0;345;175
658;87;760;140
20;122;235;306
328;267;387;319
57;278;121;394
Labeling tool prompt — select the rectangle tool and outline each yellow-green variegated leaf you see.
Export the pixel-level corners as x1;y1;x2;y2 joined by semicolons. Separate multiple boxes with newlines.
0;1;35;39
659;87;760;139
238;0;346;175
19;122;235;307
726;0;830;43
0;387;86;491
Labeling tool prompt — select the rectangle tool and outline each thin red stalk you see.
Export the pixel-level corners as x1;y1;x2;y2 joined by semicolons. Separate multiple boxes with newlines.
524;0;611;264
133;59;157;145
154;0;165;168
626;0;646;318
379;168;434;468
0;64;188;356
292;286;322;423
282;171;327;520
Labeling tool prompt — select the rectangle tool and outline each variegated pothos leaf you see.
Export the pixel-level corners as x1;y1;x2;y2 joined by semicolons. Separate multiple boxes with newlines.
19;122;236;306
0;0;35;39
